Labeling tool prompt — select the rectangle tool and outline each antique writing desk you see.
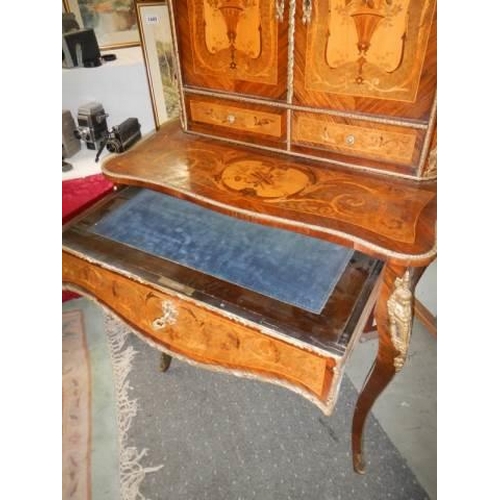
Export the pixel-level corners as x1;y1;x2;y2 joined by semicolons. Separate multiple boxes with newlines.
62;0;436;473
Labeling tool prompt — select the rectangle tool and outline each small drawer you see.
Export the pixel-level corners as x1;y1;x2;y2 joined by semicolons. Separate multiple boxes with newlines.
292;112;421;166
186;94;286;143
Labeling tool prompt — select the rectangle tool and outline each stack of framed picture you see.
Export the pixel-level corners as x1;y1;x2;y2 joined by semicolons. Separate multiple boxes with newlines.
62;0;140;50
62;0;180;129
135;1;180;128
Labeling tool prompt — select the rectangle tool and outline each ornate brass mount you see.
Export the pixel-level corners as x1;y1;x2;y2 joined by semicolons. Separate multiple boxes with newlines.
387;270;413;371
152;300;179;330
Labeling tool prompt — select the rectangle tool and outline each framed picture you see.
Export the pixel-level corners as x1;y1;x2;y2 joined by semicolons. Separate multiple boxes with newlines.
136;1;180;128
63;0;140;50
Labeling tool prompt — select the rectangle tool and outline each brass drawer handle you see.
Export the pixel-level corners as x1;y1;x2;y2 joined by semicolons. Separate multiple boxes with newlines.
226;114;236;124
152;300;178;330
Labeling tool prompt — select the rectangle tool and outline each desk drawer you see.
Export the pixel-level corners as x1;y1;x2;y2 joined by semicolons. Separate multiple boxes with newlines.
62;251;335;403
291;112;422;167
62;187;383;416
186;95;286;144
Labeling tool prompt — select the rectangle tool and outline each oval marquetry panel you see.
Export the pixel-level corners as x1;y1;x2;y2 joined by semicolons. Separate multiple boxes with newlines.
220;160;313;198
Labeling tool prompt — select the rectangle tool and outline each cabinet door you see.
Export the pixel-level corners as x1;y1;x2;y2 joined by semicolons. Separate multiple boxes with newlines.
292;0;436;121
173;0;289;100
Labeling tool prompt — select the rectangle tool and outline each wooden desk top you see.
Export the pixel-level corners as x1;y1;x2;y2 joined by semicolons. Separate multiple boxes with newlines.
102;121;436;266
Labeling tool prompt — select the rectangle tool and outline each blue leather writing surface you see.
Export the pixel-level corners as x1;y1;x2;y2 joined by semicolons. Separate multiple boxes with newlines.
90;189;354;314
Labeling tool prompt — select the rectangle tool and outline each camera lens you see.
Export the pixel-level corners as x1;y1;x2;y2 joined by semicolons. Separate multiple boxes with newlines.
106;139;121;153
76;127;91;141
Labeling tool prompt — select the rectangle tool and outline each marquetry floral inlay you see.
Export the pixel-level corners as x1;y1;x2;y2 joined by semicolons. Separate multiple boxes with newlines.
220;160;313;198
190;100;282;137
294;116;416;164
203;0;261;69
304;0;435;101
204;153;434;243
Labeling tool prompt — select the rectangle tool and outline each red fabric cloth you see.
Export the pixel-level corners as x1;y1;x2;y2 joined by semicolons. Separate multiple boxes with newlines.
62;173;114;302
62;173;114;224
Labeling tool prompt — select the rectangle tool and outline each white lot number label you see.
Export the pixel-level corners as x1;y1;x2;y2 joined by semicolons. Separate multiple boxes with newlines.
145;14;160;24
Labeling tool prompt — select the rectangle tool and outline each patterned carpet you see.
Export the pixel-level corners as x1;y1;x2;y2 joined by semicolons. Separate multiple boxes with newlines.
63;297;430;500
62;298;163;500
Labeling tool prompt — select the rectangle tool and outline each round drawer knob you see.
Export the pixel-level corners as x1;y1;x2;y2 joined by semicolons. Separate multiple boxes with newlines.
345;134;356;145
226;114;236;124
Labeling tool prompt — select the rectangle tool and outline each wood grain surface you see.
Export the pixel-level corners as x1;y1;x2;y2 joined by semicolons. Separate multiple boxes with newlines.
62;251;337;405
102;121;436;265
186;94;287;142
171;0;436;180
352;262;425;473
172;0;288;99
291;112;422;166
63;0;438;474
293;0;437;120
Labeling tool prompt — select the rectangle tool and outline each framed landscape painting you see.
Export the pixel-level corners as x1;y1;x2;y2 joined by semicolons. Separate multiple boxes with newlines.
63;0;140;49
136;1;180;128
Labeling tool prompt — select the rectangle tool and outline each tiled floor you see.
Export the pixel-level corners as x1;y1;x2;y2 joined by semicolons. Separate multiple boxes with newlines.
346;319;437;499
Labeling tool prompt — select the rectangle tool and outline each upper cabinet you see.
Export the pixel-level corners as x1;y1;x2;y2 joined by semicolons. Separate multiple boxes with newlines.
172;0;289;100
169;0;437;180
292;0;437;121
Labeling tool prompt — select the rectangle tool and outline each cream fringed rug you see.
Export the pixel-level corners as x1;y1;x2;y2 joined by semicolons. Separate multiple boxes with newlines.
64;297;430;500
62;298;163;500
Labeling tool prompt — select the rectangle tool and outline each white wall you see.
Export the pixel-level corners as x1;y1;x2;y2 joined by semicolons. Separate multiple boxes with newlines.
62;46;155;139
416;259;437;316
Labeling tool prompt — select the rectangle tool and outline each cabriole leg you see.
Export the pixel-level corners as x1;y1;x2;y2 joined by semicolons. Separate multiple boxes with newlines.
351;262;424;473
159;352;172;372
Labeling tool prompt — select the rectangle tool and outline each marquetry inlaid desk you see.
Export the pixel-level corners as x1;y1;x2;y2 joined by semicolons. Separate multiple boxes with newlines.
62;120;437;473
64;0;436;472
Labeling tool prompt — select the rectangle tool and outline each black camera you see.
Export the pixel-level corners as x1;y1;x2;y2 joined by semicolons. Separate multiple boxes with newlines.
74;102;108;150
106;118;142;153
95;117;142;162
